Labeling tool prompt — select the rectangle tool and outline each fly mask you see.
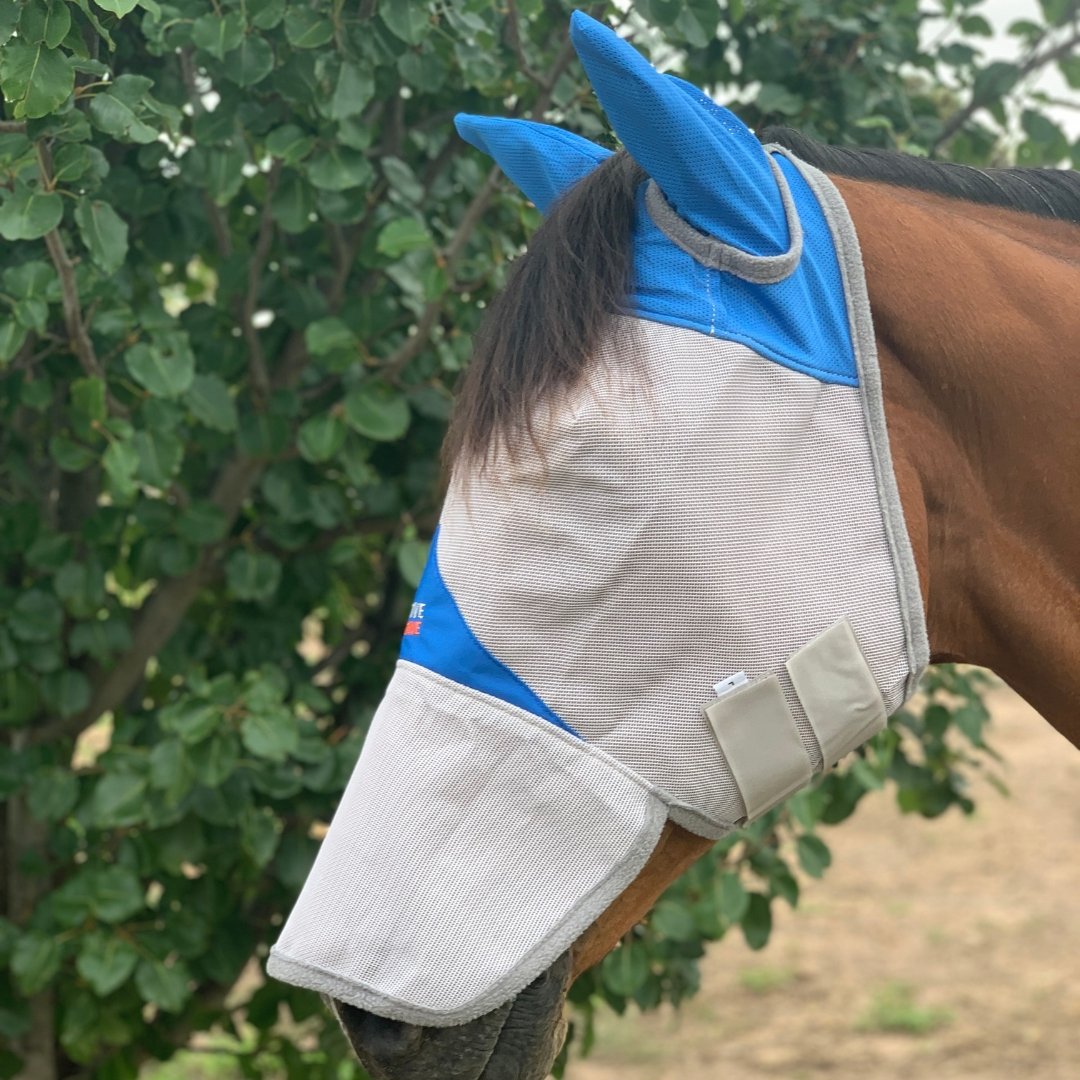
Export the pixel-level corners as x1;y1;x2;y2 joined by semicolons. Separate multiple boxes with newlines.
268;11;929;1028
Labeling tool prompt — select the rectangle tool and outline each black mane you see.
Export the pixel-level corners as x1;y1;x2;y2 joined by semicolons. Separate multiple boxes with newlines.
761;126;1080;224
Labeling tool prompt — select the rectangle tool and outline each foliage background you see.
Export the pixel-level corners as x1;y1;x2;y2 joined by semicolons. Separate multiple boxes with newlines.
0;0;1075;1077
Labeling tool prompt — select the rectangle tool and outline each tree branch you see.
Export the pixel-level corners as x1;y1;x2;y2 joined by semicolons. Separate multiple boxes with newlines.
31;339;325;748
382;164;503;379
931;26;1080;154
0;120;27;133
380;9;588;380
37;143;128;418
240;161;281;405
506;0;543;85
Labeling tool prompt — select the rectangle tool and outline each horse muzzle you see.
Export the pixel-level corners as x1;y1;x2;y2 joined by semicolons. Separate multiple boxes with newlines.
332;952;573;1080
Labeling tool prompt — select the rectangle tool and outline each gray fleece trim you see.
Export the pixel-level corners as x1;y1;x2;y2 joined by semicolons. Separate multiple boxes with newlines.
644;155;803;283
770;148;930;698
266;792;667;1028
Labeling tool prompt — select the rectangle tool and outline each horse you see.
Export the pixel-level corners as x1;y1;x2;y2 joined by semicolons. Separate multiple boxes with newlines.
268;13;1080;1079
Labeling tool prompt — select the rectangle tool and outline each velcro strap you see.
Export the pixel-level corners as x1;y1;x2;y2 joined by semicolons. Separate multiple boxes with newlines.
704;675;811;822
786;618;886;769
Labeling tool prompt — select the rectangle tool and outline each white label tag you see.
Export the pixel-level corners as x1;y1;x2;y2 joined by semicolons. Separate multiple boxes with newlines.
713;671;748;698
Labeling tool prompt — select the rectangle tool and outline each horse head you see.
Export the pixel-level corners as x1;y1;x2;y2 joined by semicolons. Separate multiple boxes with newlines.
268;12;931;1078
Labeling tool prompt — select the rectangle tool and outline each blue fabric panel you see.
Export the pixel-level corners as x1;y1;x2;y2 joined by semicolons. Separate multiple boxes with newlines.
570;11;789;257
454;114;612;215
399;528;581;738
627;152;859;386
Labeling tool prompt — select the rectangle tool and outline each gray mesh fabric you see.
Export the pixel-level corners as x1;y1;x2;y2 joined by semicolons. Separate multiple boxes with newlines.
440;318;912;835
267;662;667;1025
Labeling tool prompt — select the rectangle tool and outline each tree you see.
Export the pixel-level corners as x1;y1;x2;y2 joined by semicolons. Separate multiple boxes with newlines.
0;1;1074;1077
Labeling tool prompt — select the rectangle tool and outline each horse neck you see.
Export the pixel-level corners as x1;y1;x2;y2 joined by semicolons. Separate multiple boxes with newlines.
834;175;1080;748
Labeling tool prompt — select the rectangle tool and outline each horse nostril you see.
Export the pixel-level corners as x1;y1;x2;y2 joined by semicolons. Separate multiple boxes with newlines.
334;1002;426;1077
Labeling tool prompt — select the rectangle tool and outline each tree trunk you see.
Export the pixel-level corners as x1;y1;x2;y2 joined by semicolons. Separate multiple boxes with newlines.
5;744;58;1080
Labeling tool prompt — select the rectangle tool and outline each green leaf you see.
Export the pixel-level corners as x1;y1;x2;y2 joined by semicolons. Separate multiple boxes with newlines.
41;668;91;717
344;382;411;441
650;900;698;942
298;414;346;463
716;871;749;923
191;13;244;60
49;434;97;472
240;807;281;867
206;145;247;205
265;124;314;165
1060;55;1080;90
77;933;139;997
382;156;424;204
755;82;804;117
240;705;299;761
159;700;219;744
91;865;145;922
0;4;18;45
226;550;281;602
376;217;432;257
27;766;79;822
125;342;194;398
249;0;285;30
741;892;773;950
89;773;148;829
184;373;237;432
600;939;650;997
89;82;159;143
148;736;191;791
225;35;275;87
175;501;228;545
971;60;1020;105
12;931;61;995
0;320;28;363
329;61;375;120
0;184;63;241
72;376;107;422
70;617;131;662
188;732;239;787
11;589;63;643
0;668;40;727
306;146;373;192
396;539;429;588
135;959;191;1012
284;8;334;48
304;316;356;356
0;42;74;118
133;429;183;487
381;3;430;44
20;0;72;50
74;198;129;274
270;170;315;231
94;0;139;15
102;438;139;499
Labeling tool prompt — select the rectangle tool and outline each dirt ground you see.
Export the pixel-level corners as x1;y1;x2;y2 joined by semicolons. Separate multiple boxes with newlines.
569;685;1080;1080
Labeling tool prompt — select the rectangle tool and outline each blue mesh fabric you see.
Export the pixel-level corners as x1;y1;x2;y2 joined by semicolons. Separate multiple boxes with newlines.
628;151;858;385
570;10;789;256
454;114;611;214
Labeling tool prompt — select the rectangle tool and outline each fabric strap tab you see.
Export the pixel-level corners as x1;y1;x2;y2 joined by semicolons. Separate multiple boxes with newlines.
704;675;812;821
785;618;887;769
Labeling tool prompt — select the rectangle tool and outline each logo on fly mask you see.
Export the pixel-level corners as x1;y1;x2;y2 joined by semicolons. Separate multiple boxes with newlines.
403;602;426;638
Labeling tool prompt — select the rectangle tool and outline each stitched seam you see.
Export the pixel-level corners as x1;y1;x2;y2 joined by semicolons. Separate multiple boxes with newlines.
629;306;860;386
425;531;582;738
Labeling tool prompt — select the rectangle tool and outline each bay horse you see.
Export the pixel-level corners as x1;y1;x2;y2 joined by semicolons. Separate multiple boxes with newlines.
269;13;1080;1079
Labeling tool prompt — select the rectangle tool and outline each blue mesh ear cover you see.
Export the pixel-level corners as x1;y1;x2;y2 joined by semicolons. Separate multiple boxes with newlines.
569;11;789;257
454;114;612;214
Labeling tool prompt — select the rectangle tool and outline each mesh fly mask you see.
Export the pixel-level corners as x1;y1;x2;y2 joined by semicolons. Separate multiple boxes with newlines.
268;12;929;1027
